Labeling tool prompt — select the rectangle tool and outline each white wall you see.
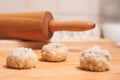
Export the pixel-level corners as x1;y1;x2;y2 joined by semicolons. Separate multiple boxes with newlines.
0;0;101;40
0;0;27;13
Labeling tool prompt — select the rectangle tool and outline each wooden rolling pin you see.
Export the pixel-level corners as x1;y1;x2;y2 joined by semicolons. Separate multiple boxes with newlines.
0;11;95;41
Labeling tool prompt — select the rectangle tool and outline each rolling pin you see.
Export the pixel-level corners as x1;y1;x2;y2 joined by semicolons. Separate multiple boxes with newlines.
0;11;95;41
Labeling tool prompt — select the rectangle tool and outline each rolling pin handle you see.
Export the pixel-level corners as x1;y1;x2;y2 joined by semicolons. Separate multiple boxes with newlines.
49;20;95;32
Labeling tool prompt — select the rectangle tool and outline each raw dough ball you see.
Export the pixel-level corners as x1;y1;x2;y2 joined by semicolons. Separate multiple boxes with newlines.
41;43;68;62
80;45;111;72
6;47;38;69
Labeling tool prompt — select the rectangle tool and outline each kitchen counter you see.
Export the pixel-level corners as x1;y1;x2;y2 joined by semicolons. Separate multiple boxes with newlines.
0;39;120;80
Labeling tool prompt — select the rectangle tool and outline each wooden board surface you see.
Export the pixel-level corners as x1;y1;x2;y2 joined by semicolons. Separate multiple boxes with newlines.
0;39;120;80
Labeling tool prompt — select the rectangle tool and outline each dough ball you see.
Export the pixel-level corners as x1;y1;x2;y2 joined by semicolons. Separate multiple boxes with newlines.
41;43;68;62
80;45;111;72
6;47;38;69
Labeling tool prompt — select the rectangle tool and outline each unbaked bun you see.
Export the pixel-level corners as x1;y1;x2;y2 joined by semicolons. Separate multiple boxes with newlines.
41;43;68;62
6;47;38;69
80;45;111;72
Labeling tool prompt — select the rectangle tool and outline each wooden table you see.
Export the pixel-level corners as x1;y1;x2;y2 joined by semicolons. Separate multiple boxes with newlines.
0;39;120;80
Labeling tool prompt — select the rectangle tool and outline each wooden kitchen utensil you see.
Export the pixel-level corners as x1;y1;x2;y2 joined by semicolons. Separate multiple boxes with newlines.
0;11;95;41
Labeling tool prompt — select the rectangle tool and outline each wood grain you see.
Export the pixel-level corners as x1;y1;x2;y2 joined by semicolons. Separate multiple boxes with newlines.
0;39;120;80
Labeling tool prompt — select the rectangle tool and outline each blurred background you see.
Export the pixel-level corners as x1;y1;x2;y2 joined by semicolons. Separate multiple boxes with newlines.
0;0;120;44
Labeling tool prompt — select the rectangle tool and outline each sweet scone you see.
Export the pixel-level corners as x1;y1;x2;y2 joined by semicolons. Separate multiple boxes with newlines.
6;47;38;69
80;45;111;72
41;43;68;62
